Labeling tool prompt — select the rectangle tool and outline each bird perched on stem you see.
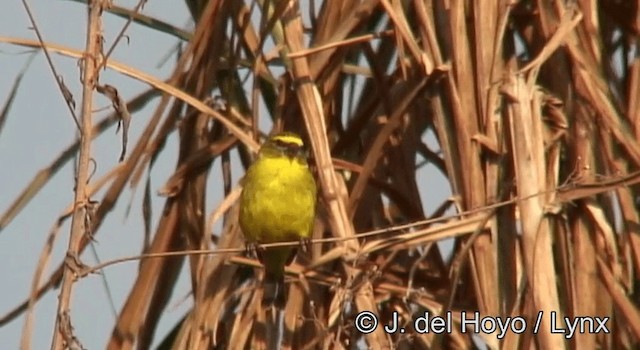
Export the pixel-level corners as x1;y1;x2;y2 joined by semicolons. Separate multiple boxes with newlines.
239;132;317;308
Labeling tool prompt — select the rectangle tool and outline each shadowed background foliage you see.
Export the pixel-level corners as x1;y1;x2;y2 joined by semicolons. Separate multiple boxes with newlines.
2;0;640;349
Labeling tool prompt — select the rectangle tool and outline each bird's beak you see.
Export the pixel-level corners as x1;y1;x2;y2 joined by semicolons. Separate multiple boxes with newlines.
285;147;298;159
281;143;303;160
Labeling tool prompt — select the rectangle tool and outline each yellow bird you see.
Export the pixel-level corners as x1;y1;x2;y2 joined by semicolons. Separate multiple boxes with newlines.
239;132;317;308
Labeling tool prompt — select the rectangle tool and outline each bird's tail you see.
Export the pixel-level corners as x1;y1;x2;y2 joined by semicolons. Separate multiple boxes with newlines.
262;269;286;309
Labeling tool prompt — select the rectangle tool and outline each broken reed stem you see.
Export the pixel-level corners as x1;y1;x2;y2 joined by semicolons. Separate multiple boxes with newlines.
50;1;103;349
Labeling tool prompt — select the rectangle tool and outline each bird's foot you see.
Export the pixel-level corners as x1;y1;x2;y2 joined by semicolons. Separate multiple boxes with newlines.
245;242;265;262
299;237;312;254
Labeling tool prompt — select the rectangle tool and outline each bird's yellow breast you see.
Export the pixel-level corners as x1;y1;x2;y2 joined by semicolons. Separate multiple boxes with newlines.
239;154;316;244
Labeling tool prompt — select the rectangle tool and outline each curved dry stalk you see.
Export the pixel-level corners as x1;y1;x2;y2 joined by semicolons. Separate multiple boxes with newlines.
0;89;157;234
0;36;259;153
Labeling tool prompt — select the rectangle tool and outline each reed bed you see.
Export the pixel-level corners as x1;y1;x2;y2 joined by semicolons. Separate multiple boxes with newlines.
2;0;640;349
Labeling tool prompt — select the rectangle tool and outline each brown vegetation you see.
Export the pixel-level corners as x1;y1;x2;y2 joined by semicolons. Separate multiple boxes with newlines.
2;0;640;349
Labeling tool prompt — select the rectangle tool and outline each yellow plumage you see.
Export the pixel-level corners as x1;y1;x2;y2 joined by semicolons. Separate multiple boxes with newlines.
239;132;316;308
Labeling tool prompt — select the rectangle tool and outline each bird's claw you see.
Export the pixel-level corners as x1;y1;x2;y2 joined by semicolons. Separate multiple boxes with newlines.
299;237;312;254
245;242;266;262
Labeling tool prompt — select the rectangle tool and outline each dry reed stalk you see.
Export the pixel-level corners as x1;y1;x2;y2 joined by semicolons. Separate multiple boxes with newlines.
48;1;105;349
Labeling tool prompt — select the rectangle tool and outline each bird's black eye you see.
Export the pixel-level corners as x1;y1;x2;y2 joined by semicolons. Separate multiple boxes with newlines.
272;138;303;153
273;139;289;149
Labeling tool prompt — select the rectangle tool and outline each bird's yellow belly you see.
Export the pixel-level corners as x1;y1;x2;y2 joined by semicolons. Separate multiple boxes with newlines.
239;158;315;244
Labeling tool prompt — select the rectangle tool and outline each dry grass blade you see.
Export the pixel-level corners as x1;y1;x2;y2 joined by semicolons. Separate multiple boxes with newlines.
4;0;640;348
65;0;192;41
0;52;35;138
107;204;180;350
597;256;640;340
0;88;156;233
0;36;259;153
